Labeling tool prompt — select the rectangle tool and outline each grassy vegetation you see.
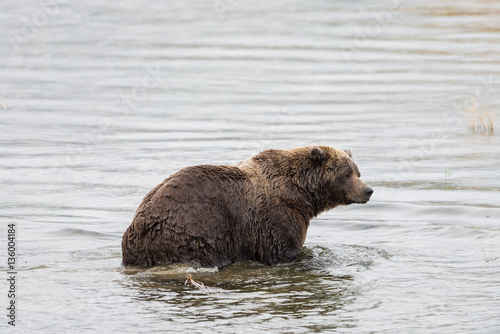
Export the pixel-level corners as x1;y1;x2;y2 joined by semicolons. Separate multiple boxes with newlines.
465;99;495;134
482;241;499;263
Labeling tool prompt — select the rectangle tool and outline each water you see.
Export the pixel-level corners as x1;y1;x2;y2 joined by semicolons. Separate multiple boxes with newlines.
1;0;500;332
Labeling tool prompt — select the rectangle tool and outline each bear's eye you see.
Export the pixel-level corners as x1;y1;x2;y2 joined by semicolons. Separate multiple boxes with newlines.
344;172;351;178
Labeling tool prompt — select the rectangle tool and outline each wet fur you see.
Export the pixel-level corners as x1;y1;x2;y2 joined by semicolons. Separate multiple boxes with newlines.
122;146;372;268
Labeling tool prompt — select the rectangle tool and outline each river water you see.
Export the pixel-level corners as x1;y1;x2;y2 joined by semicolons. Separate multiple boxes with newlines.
1;0;500;333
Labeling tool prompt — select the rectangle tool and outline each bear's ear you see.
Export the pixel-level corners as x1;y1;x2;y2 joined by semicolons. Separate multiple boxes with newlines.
310;147;327;164
344;149;353;158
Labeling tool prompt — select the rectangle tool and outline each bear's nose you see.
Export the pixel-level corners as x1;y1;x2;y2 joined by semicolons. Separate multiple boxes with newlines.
364;187;373;197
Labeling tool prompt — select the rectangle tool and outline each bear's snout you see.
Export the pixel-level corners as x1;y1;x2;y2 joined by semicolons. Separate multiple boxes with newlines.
349;180;373;204
353;186;373;204
357;186;373;203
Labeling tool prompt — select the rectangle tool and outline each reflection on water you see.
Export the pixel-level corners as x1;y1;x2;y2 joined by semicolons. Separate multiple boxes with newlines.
122;245;387;332
1;0;500;332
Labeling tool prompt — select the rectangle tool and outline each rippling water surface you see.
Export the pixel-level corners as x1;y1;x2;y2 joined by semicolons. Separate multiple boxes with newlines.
1;0;500;333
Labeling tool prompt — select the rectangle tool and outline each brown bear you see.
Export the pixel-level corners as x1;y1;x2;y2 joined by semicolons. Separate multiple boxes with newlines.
122;146;373;269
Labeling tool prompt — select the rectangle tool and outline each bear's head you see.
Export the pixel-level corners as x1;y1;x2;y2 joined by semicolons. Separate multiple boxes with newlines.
307;146;373;210
286;146;373;213
250;146;373;214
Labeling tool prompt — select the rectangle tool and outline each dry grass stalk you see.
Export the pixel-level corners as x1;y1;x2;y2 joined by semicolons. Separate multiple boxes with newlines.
482;241;499;263
465;99;495;134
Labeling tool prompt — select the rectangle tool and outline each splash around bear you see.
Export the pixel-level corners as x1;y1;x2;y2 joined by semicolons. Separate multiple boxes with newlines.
122;146;373;268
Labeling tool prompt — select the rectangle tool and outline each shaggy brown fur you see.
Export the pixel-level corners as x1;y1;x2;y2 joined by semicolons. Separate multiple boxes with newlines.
122;146;373;268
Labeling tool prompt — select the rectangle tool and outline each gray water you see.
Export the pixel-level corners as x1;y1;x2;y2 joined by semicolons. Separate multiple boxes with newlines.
1;0;500;333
